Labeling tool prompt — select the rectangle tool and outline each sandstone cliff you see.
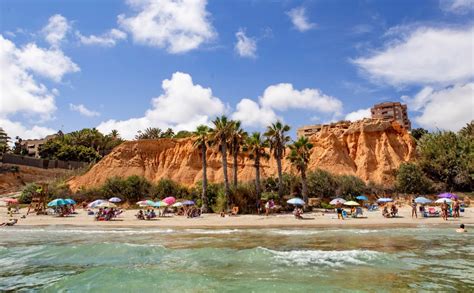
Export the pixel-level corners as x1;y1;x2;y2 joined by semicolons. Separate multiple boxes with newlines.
68;119;416;191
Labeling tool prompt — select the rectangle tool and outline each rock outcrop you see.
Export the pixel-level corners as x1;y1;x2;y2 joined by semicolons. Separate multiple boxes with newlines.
68;119;416;191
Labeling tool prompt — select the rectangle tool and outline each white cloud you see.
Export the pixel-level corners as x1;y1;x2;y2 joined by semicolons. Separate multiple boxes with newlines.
70;104;100;117
440;0;474;14
287;7;316;32
0;118;56;140
353;26;474;86
260;83;343;115
405;83;474;131
118;0;216;53
15;43;79;82
77;29;127;47
97;72;225;139
345;108;371;122
231;99;279;128
401;86;434;111
42;14;71;48
234;29;257;58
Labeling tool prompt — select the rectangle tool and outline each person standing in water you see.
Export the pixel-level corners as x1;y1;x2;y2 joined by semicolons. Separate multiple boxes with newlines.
411;199;417;218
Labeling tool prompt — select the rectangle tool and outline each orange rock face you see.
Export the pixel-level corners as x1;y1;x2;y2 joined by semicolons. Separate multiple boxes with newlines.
68;119;416;191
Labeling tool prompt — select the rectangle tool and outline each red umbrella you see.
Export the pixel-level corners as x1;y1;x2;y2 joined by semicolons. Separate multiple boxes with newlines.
162;197;176;205
2;198;19;204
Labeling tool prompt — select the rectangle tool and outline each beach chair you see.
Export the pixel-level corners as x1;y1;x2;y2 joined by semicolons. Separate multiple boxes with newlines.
352;207;363;218
342;210;348;218
424;207;439;217
368;204;378;211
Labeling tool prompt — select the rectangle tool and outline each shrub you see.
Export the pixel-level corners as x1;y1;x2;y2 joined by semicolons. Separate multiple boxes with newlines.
336;175;367;199
150;178;189;200
212;188;227;213
396;163;433;194
230;183;257;214
307;169;338;199
19;183;40;204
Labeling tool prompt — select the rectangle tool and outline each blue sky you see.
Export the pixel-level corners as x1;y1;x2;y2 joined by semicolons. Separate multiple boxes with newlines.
1;0;473;139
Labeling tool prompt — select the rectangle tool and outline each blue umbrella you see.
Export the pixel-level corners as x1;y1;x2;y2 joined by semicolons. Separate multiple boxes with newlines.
376;198;393;203
182;200;195;206
415;197;432;204
88;199;107;208
356;195;368;201
287;198;305;206
109;197;122;203
64;198;76;205
48;199;66;207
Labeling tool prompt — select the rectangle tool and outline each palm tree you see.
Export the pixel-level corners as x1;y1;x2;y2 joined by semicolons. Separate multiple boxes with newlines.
264;121;291;199
210;115;233;209
135;127;162;140
246;132;270;202
459;120;474;137
110;129;120;140
287;136;313;203
161;128;175;138
228;121;247;187
193;125;211;213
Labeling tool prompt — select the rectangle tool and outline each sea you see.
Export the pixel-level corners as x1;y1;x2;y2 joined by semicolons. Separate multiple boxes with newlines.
0;226;472;292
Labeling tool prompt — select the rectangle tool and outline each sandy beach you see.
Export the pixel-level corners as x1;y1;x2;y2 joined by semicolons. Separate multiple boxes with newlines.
2;206;473;229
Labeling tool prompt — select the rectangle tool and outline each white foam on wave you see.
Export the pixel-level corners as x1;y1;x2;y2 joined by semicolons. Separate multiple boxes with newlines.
184;229;241;235
2;228;175;235
260;247;384;268
268;230;321;236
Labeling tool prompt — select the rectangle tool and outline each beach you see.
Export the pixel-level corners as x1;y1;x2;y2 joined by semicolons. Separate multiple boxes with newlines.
2;206;473;228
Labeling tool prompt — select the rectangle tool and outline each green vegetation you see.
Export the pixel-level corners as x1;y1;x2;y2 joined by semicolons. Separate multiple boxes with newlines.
287;136;313;203
307;169;338;199
193;125;212;212
39;128;123;163
245;132;270;201
265;121;291;199
0;127;10;154
396;163;432;194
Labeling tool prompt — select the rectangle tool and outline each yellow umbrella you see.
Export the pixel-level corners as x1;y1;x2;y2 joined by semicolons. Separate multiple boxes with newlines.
344;201;360;206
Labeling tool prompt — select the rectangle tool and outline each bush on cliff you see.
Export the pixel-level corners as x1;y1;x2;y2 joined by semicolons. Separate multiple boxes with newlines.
396;163;433;194
307;169;339;199
336;175;367;199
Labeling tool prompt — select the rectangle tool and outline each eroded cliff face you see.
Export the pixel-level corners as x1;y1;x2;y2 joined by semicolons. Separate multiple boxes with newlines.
68;119;416;191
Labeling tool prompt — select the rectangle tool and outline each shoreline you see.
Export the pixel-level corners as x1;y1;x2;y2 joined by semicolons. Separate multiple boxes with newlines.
2;206;473;230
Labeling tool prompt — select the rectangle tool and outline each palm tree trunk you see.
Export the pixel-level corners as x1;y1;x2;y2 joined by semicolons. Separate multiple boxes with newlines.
201;143;209;213
276;148;283;199
255;154;261;198
221;138;230;210
301;168;308;203
233;145;238;187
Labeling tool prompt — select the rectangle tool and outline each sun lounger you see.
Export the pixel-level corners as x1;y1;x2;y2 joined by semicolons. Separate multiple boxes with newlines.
423;207;440;217
352;207;363;218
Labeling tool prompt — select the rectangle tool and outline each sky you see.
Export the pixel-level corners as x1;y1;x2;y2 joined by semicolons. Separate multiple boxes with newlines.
0;0;473;140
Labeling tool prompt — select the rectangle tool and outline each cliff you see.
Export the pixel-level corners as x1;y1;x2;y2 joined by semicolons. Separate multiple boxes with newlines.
68;119;416;191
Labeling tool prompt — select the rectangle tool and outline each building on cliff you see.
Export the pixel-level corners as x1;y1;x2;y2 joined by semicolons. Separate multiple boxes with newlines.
371;102;411;130
296;121;351;138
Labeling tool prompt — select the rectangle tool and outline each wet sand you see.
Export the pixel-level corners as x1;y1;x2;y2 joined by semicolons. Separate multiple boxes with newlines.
1;206;473;229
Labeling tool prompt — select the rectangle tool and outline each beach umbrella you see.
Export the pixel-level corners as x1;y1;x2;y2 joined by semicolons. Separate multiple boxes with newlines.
414;197;432;204
330;198;346;205
437;193;458;199
87;199;107;208
376;198;393;203
97;202;117;208
435;198;452;204
109;197;122;203
137;200;154;207
153;201;169;208
287;198;305;206
2;198;19;204
355;195;368;201
182;200;195;206
47;198;66;207
172;202;183;207
162;197;176;205
344;201;360;206
64;198;76;205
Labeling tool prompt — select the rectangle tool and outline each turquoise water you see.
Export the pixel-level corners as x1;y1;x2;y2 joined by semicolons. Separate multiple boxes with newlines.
0;226;472;292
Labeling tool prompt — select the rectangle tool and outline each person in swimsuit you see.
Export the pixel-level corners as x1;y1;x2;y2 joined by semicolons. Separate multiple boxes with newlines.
411;199;417;218
441;201;448;221
456;224;467;233
453;199;460;218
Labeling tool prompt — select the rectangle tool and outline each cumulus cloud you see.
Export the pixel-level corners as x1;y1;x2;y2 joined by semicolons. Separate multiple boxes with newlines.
345;108;371;122
97;72;225;139
403;83;474;131
260;83;343;115
234;29;257;58
231;99;279;128
0;118;56;140
70;104;100;117
42;14;71;48
439;0;474;14
77;29;127;47
353;25;474;86
287;7;316;32
118;0;216;53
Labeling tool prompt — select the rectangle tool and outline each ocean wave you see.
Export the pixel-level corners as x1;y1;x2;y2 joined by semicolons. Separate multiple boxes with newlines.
2;228;175;235
183;229;241;235
259;247;386;268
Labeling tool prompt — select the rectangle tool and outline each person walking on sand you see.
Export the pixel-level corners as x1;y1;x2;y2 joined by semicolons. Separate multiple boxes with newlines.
411;199;417;218
441;200;448;221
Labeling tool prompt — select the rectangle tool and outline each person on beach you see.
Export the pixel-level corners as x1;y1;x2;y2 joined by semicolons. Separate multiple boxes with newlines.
453;199;460;218
0;219;18;226
382;206;390;218
390;204;398;217
336;206;344;220
456;224;467;233
441;201;448;221
411;199;417;218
